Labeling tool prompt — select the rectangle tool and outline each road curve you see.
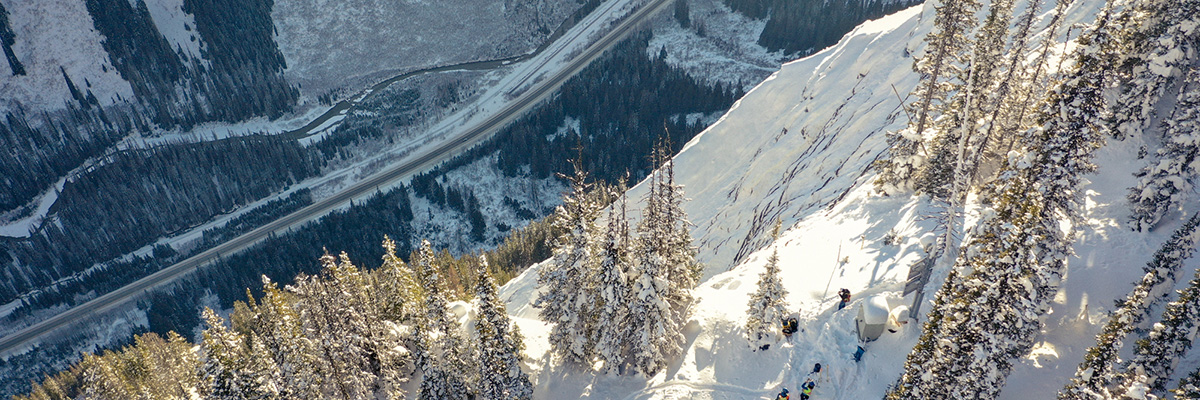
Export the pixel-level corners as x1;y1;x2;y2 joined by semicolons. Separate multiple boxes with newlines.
0;0;673;357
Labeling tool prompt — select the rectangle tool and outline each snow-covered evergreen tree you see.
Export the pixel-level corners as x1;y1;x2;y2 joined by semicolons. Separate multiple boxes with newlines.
377;235;424;324
1175;367;1200;399
626;156;690;377
535;162;602;365
744;221;789;348
975;0;1056;162
200;307;281;400
659;154;702;321
244;277;323;399
75;332;203;399
1059;214;1200;399
591;187;633;374
1128;67;1200;231
140;332;203;398
79;352;132;400
1108;0;1199;140
875;127;928;195
291;252;409;399
991;0;1072;154
473;255;533;400
624;242;682;377
1115;262;1200;397
908;0;981;136
414;240;475;400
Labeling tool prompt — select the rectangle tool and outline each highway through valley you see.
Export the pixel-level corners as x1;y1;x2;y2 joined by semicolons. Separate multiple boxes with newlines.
0;0;674;357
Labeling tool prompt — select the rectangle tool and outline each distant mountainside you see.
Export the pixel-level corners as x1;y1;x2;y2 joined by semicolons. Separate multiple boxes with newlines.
0;0;582;215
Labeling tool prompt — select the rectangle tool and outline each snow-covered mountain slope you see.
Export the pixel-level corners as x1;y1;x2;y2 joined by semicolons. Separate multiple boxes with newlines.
499;0;1200;397
0;0;133;112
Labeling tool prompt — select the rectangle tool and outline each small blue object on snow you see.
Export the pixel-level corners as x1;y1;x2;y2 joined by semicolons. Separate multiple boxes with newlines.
854;345;866;362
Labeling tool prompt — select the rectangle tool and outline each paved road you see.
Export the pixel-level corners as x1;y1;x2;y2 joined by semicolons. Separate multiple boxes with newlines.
0;0;673;357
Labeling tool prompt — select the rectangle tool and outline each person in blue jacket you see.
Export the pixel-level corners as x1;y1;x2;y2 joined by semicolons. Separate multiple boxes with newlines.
799;379;816;399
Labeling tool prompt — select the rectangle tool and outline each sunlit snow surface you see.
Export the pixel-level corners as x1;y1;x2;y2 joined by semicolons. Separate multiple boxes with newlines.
499;0;1200;397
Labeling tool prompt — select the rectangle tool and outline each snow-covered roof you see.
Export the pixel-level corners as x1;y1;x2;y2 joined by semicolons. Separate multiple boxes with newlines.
860;295;891;325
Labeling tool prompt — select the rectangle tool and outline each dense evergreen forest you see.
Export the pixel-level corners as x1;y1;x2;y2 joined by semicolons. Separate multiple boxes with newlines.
413;31;741;189
181;0;298;122
873;0;1200;396
4;189;315;322
0;138;320;310
722;0;922;55
0;103;142;213
83;0;186;125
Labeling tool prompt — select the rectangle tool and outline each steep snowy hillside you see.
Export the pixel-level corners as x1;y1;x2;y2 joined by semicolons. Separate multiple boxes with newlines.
0;0;132;112
499;0;1200;397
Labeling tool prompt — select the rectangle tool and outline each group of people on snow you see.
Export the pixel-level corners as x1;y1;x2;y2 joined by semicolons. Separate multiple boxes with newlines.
772;288;853;400
776;364;821;400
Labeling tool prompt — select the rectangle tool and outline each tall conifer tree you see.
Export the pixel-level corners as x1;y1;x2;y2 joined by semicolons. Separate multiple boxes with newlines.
889;1;1118;397
876;0;981;194
535;161;601;365
474;255;533;400
592;185;634;374
414;240;475;400
745;221;789;348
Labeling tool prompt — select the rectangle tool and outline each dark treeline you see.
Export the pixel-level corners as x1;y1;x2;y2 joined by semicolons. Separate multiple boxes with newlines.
0;138;320;308
507;31;739;182
722;0;922;55
0;1;24;76
0;103;142;213
6;245;170;323
196;188;314;251
181;0;298;123
83;0;186;124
